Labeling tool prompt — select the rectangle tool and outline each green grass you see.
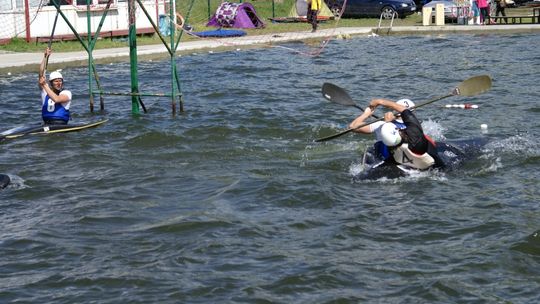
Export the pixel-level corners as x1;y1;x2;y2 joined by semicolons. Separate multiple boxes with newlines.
0;1;535;53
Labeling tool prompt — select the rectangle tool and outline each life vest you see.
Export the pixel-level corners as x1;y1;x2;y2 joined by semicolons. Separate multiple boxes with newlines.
390;143;435;170
42;95;70;123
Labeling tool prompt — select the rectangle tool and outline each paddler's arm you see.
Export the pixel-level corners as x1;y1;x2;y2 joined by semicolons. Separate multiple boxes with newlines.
369;98;407;113
38;47;69;104
349;106;376;133
368;98;407;123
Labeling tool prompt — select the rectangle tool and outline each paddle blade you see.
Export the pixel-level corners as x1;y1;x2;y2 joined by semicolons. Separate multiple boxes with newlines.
454;75;492;97
321;83;356;107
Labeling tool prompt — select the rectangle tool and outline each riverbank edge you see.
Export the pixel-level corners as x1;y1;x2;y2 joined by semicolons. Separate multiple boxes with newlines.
1;24;539;74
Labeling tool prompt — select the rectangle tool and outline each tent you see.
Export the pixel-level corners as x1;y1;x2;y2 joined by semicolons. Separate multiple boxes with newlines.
270;0;334;23
207;2;265;29
290;0;334;20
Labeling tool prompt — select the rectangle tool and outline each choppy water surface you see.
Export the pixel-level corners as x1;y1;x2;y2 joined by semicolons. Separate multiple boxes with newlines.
1;33;539;303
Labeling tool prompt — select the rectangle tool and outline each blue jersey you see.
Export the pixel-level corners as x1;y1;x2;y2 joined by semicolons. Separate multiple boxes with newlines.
41;91;71;123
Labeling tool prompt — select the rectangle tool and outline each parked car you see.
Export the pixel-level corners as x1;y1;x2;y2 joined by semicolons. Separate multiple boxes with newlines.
325;0;417;19
504;0;517;7
422;0;459;21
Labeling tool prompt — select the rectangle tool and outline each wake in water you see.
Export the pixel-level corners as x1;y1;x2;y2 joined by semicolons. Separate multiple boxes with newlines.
350;131;540;182
476;133;540;174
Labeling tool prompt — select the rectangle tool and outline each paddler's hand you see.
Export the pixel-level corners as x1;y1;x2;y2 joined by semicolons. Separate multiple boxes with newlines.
44;47;51;58
384;111;395;122
39;75;47;86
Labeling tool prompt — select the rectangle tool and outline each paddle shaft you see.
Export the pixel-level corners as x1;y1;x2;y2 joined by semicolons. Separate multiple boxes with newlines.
45;10;60;69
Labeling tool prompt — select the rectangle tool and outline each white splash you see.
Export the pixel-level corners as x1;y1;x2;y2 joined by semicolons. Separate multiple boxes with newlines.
2;174;27;190
348;162;366;176
421;119;446;141
485;134;539;156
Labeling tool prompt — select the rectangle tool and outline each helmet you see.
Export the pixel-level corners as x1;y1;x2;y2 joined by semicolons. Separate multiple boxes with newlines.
395;98;415;123
49;71;63;81
396;98;415;108
380;122;402;147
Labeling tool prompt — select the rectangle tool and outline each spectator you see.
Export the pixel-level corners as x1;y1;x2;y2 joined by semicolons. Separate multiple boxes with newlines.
495;0;507;23
478;0;490;24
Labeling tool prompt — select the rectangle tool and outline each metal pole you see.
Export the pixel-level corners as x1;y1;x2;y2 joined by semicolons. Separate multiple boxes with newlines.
169;0;176;115
24;0;31;42
86;0;95;112
128;0;140;114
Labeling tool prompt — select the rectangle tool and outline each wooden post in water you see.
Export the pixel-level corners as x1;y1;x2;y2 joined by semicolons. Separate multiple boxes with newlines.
128;0;140;114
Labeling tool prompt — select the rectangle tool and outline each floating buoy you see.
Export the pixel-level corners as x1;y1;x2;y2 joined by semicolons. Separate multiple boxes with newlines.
444;104;478;109
480;123;488;133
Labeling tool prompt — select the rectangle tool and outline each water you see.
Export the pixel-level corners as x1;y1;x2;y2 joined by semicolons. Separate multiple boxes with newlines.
1;33;539;303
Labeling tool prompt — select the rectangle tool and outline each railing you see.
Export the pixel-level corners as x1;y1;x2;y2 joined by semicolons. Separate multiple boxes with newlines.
376;10;397;34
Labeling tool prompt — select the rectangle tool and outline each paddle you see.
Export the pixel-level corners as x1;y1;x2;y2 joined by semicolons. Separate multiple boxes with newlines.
45;8;60;70
321;82;380;119
315;75;492;143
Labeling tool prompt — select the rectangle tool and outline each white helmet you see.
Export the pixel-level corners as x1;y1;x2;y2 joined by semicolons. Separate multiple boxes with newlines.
49;71;63;81
395;98;415;123
396;98;415;108
380;122;402;147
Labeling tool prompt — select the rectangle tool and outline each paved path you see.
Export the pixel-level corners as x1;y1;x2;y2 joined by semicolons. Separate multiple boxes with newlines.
1;24;539;73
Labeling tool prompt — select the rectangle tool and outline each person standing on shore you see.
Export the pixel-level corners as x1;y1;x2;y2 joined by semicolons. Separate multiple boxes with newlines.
495;0;507;23
471;0;481;25
307;0;322;33
478;0;490;24
38;47;72;125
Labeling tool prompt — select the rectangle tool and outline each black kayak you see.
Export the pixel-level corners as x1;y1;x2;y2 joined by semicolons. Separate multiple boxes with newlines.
354;138;489;181
0;119;108;140
0;174;10;189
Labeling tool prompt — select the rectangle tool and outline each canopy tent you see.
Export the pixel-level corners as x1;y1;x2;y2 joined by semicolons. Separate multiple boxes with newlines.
207;2;265;29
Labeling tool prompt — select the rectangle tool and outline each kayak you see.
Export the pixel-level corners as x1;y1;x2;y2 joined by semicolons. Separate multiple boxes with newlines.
0;174;10;189
0;119;108;140
354;138;488;181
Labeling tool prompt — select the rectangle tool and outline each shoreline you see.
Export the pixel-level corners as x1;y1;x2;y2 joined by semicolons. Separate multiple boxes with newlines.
1;24;539;74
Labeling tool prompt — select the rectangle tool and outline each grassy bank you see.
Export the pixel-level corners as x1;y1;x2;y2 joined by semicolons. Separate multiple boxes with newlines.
0;2;535;53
